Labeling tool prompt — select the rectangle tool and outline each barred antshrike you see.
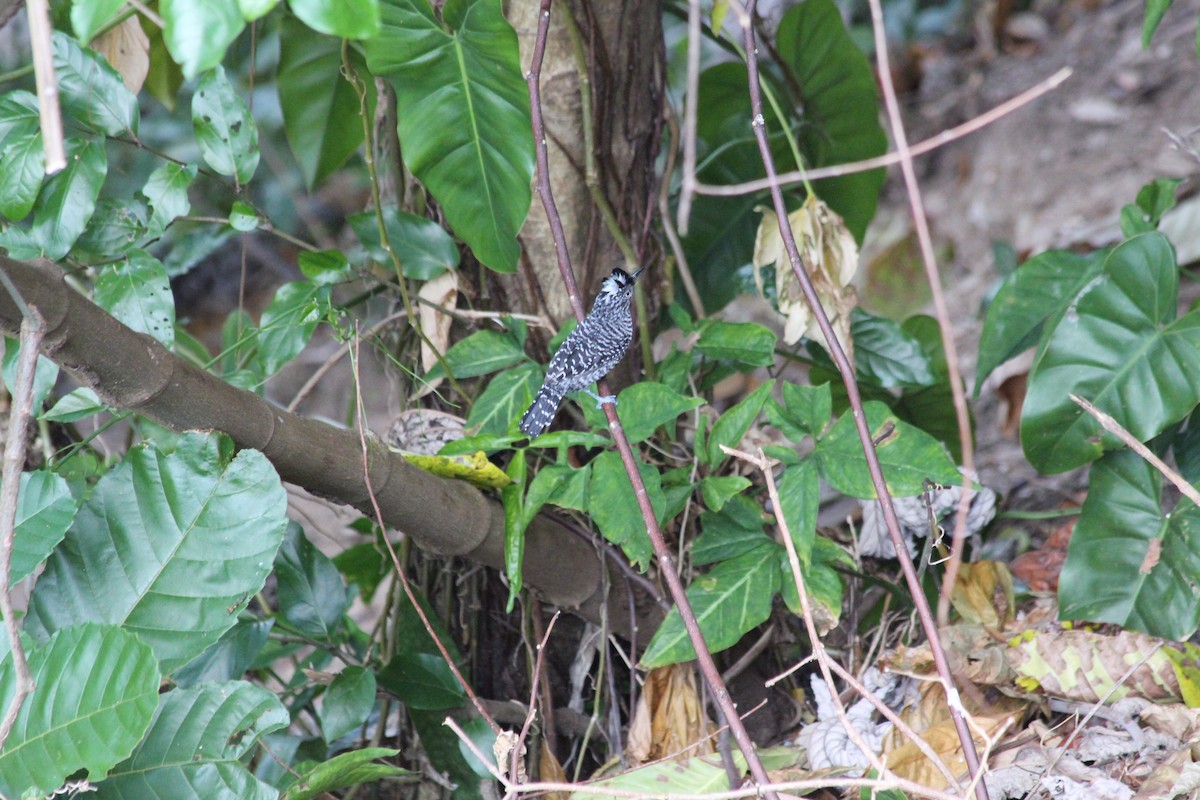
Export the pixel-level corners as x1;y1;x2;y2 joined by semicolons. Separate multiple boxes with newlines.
520;267;642;437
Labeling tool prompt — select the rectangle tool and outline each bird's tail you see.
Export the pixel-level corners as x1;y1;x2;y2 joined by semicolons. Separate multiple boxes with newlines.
520;384;565;438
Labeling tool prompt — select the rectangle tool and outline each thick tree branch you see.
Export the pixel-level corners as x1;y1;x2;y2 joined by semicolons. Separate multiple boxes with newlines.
0;255;661;641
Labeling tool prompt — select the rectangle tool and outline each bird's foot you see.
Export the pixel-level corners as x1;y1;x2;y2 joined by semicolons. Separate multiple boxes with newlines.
583;389;617;408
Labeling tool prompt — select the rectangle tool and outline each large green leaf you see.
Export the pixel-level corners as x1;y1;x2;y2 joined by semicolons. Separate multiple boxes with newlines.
576;754;742;799
1059;449;1200;640
814;400;960;497
691;494;772;565
0;91;43;221
320;666;377;742
775;0;887;243
173;619;273;687
615;382;705;443
641;541;782;668
94;250;176;347
72;197;149;262
54;30;139;136
253;281;329;378
192;66;260;185
30;136;107;260
434;329;526;379
465;362;541;435
0;623;160;799
25;432;288;674
275;523;350;640
775;459;818;565
846;310;936;388
706;380;774;464
142;162;196;239
588;450;664;569
8;469;77;583
694;320;777;367
278;18;374;188
71;0;126;43
96;681;288;799
282;749;408;800
291;0;381;38
348;207;460;280
161;0;246;79
975;249;1107;391
365;0;534;272
1022;233;1200;474
376;593;466;711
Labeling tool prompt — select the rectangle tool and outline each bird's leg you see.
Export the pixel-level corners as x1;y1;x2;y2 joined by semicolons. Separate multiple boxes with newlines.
581;387;617;408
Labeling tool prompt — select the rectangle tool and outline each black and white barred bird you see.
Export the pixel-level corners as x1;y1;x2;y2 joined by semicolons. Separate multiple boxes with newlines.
519;267;642;437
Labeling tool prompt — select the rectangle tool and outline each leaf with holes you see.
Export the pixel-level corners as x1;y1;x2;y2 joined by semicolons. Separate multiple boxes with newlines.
192;65;259;184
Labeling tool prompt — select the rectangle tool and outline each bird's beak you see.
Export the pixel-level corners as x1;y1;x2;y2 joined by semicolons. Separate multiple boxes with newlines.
632;267;645;280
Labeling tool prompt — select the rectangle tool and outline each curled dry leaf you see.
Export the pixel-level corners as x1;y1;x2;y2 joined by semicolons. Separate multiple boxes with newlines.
752;195;858;359
626;663;714;765
91;15;150;94
417;270;460;384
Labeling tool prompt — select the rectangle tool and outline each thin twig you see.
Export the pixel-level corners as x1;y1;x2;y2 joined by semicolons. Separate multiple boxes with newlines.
675;0;702;235
26;0;66;172
735;1;988;796
724;444;962;793
862;0;985;785
1071;394;1200;507
347;330;501;736
0;309;47;749
510;611;561;791
694;68;1071;196
526;3;778;796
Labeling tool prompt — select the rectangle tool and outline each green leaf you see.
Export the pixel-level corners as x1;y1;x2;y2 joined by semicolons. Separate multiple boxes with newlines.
2;336;60;411
299;249;353;285
0;623;160;799
349;207;460;279
1142;0;1175;46
576;753;740;799
707;380;774;464
775;0;887;242
94;250;176;347
0;138;41;219
279;17;374;188
522;463;589;522
192;65;259;184
30;136;107;260
375;593;465;711
975;249;1107;391
8;469;76;583
588;450;663;569
1136;177;1182;226
776;459;817;565
780;381;832;437
97;681;288;799
54;30;139;136
501;449;526;609
72;197;148;263
161;0;246;80
239;0;279;20
699;474;750;512
365;0;534;272
641;542;781;668
1023;234;1200;473
849;310;936;388
321;666;378;742
229;200;259;231
814;400;960;497
466;362;541;435
616;382;705;443
408;710;495;796
692;494;771;565
173;619;273;687
291;0;381;38
695;320;777;366
779;536;851;622
71;0;127;43
141;162;196;239
25;432;288;674
255;281;329;377
282;748;409;800
275;523;350;640
1059;449;1200;640
436;329;526;379
40;386;105;422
